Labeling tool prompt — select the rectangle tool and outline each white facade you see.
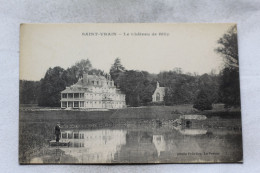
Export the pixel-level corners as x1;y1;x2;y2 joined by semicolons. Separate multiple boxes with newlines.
152;82;166;102
61;73;126;109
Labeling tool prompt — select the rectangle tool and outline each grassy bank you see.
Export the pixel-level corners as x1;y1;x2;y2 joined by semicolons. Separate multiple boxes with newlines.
20;104;241;123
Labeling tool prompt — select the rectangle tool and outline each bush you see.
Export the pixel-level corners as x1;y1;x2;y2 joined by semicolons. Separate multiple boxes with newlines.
193;89;213;111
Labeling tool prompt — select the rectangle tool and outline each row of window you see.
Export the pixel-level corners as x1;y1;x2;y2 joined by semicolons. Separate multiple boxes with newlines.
61;101;125;107
62;93;84;98
85;101;124;104
91;87;116;93
85;93;124;99
61;132;84;139
61;101;84;108
89;80;114;86
62;93;125;99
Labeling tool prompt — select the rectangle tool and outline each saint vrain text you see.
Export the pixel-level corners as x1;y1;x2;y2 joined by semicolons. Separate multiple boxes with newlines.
82;32;170;37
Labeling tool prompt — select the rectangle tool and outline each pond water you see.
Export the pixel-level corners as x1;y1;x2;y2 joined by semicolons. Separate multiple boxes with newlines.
26;115;242;164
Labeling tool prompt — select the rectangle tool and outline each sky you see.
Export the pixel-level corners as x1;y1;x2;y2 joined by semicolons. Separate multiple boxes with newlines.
20;23;234;81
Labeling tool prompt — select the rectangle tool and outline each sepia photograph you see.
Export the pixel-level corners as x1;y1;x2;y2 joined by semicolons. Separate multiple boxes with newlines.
19;23;242;164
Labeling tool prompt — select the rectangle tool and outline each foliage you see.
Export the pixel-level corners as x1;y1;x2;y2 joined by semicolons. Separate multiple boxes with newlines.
158;70;199;105
219;68;240;107
64;59;93;86
110;58;126;86
215;25;239;69
216;25;241;107
38;67;67;107
109;58;157;107
74;59;92;78
19;80;40;104
198;73;220;103
117;70;155;107
193;88;213;111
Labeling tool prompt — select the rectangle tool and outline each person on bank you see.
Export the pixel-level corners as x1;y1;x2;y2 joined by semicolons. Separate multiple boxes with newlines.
55;122;61;143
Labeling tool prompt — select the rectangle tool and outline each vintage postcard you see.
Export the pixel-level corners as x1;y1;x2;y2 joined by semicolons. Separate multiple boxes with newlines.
19;23;242;164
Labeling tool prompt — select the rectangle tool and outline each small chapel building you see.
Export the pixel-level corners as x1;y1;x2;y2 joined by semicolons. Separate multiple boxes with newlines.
152;82;166;102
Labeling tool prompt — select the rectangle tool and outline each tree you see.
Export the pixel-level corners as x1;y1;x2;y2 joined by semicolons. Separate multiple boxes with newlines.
117;70;154;107
139;80;157;105
216;25;240;107
110;58;125;72
198;73;220;103
64;59;93;86
158;70;199;105
219;68;240;107
38;67;67;107
110;58;125;86
19;80;40;104
193;88;213;111
215;25;239;70
74;59;92;78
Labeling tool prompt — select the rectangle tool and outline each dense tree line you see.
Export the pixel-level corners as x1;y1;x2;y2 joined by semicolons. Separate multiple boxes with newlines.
20;58;221;108
109;59;220;107
19;80;40;104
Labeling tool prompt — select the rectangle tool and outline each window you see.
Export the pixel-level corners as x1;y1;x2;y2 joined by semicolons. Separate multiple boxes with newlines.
68;101;73;107
68;133;73;139
156;93;160;101
68;93;73;98
80;93;84;98
74;133;79;139
62;93;67;98
74;93;79;98
81;134;84;139
62;102;67;108
62;133;67;139
74;101;79;107
80;101;84;107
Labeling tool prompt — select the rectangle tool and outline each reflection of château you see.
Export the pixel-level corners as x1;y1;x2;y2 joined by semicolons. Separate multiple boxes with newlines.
60;129;127;163
60;73;126;109
152;135;166;157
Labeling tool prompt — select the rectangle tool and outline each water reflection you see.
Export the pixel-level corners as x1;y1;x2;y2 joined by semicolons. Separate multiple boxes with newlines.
59;129;127;163
45;116;242;163
153;135;166;157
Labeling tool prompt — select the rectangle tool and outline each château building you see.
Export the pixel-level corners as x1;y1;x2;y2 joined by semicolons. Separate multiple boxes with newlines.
60;73;126;109
152;82;166;102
